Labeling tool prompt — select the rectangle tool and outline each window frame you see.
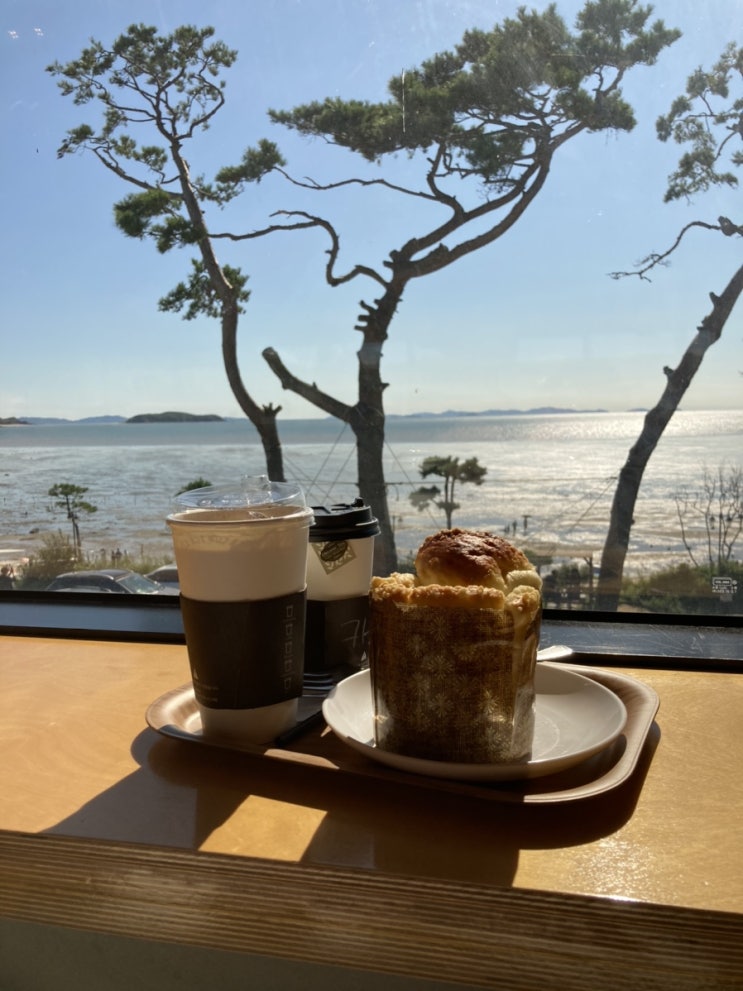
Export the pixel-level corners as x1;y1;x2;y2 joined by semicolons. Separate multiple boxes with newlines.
2;590;741;672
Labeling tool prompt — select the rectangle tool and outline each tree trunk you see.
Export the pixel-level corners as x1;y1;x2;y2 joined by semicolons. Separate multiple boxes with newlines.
221;303;285;481
444;475;457;529
174;146;286;482
596;264;743;611
349;286;401;574
261;346;399;574
350;404;396;575
70;515;81;560
262;281;403;575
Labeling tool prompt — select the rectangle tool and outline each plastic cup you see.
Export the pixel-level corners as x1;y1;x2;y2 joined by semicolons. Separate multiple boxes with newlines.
167;477;313;744
305;499;380;673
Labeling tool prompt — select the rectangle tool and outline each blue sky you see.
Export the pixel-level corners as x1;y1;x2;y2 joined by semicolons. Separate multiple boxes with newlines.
2;0;742;419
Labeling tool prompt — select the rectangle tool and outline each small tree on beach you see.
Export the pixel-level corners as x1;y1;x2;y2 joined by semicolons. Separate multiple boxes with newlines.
176;478;212;495
675;464;743;569
410;456;487;529
48;483;97;559
597;42;743;610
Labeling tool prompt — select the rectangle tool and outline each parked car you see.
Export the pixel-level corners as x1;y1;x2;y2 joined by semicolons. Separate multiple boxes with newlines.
46;569;178;595
145;565;179;588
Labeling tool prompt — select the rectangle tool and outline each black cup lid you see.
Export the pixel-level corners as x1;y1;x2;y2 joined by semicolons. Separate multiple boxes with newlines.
310;498;380;541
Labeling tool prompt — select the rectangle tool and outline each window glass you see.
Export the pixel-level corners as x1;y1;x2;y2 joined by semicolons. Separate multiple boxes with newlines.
1;0;741;618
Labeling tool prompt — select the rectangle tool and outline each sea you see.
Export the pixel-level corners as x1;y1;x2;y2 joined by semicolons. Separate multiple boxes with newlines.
1;409;742;575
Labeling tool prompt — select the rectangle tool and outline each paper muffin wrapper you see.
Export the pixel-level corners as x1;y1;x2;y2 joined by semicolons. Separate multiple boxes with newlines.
369;599;541;763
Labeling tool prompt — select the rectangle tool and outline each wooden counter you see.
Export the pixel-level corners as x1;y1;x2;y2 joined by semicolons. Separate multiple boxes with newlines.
1;634;741;988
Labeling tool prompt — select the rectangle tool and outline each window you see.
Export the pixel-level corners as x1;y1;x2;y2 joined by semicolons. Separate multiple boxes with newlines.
1;0;741;627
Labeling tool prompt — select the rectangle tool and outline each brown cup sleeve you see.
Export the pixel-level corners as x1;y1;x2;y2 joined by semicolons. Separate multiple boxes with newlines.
180;592;306;709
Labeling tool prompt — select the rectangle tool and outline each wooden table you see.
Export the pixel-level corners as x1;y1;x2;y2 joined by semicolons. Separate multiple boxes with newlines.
1;634;741;989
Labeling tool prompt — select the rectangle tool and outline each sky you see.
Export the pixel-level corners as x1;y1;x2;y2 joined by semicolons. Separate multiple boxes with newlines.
2;0;743;420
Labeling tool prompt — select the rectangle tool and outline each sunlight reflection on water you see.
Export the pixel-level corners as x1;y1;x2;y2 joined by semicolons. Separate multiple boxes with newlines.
2;410;741;573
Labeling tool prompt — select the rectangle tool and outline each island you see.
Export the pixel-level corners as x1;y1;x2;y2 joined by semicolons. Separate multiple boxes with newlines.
126;412;224;423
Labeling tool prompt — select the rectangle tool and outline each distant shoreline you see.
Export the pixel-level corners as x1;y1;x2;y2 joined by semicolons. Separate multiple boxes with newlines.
8;406;743;426
3;406;644;426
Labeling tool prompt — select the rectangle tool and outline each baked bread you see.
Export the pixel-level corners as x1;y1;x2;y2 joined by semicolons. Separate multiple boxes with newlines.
369;529;542;763
415;528;539;592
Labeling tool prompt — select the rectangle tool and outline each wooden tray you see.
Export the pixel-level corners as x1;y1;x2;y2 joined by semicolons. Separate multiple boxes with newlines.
146;665;659;804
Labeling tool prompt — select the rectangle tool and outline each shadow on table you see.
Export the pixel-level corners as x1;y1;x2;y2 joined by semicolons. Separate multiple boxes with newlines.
301;722;660;878
43;720;659;891
42;729;254;849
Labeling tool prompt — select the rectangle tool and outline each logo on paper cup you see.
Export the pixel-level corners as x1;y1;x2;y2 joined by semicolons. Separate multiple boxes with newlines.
314;540;356;574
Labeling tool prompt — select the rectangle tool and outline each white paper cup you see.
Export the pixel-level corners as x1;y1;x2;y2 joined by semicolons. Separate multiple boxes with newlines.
306;534;376;601
167;478;312;744
305;501;379;673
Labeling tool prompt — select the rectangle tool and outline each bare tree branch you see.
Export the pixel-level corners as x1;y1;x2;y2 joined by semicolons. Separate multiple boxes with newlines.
262;347;353;422
273;166;443;205
609;219;722;281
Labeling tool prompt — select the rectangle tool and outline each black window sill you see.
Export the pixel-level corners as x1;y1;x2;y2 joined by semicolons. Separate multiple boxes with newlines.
0;591;184;643
1;592;741;673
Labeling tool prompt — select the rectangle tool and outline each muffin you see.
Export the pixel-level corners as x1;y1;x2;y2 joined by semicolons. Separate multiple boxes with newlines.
369;529;542;763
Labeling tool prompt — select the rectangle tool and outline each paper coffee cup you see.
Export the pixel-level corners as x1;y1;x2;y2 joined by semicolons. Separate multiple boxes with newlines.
305;500;379;672
168;477;312;744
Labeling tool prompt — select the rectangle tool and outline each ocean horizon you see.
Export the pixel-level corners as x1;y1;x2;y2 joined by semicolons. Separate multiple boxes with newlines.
5;404;616;426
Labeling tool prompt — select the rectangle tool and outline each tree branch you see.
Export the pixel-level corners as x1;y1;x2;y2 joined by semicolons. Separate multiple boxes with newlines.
402;157;550;278
423;143;464;217
610;219;721;281
214;210;389;289
262;347;353;422
273;166;442;205
91;144;166;193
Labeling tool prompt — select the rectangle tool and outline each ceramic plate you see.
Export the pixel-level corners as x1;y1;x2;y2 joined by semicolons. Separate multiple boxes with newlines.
322;663;627;782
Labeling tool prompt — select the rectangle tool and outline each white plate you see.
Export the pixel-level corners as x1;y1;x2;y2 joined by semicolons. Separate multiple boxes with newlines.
322;663;627;782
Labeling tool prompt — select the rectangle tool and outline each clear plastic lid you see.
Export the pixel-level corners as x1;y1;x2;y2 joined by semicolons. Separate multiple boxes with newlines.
171;475;308;515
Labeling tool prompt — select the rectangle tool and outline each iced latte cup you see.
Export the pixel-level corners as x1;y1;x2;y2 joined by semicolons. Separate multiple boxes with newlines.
167;477;313;744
